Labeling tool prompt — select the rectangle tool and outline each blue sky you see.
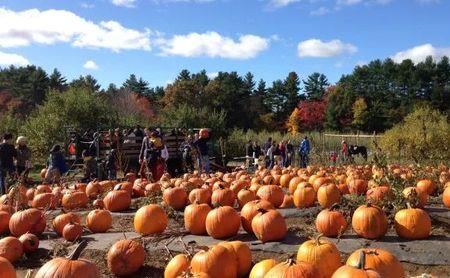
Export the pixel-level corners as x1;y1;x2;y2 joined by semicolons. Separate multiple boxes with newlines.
0;0;449;88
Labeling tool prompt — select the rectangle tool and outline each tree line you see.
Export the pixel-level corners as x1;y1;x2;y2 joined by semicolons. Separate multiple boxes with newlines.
1;55;449;136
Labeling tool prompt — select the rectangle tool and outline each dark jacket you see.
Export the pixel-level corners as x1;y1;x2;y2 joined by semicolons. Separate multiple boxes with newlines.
194;138;209;156
245;143;254;157
47;152;67;174
0;143;17;171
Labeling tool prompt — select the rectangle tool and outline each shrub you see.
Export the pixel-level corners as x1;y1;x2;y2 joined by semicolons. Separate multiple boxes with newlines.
380;106;450;163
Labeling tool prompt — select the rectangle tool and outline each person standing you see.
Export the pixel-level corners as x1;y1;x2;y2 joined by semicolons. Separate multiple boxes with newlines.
194;131;210;174
245;140;254;169
341;139;348;163
134;125;144;144
253;141;262;167
180;135;195;173
0;133;17;194
299;136;311;168
106;148;117;180
279;141;286;168
15;136;31;179
286;140;294;167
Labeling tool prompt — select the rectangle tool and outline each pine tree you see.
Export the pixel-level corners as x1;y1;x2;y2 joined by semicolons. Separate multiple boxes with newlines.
48;68;68;92
303;72;329;100
283;72;302;115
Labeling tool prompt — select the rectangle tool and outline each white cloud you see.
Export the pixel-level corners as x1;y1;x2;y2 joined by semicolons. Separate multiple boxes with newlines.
83;60;99;70
111;0;137;8
0;8;151;52
297;39;358;58
310;6;331;16
207;72;219;79
268;0;300;8
159;32;269;59
81;3;95;8
356;60;368;67
0;51;30;66
391;44;450;64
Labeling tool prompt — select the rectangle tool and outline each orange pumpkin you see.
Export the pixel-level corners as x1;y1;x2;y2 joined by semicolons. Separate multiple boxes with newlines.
293;183;316;208
237;189;256;208
366;186;393;203
352;204;387;239
205;206;240;239
443;186;450;208
288;176;304;194
0;236;23;263
257;185;284;208
297;234;342;278
62;191;89;210
416;179;436;195
346;248;404;278
317;183;341;208
0;256;15;278
107;239;145;276
103;187;132;212
264;259;319;278
402;187;428;208
190;244;237;278
32;192;57;210
394;207;431;239
218;241;252;277
0;211;10;234
134;204;168;235
315;205;347;237
279;193;294;208
9;208;46;237
86;209;112;233
251;209;286;243
35;241;100;278
53;212;81;235
19;233;39;254
211;186;235;207
240;200;274;234
249;259;278;278
332;251;381;278
86;180;103;199
189;188;212;205
163;187;188;210
165;254;190;278
184;203;211;235
63;222;83;242
348;179;368;195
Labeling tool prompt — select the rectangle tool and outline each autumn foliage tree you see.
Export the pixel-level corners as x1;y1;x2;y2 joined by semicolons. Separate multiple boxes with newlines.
293;99;328;131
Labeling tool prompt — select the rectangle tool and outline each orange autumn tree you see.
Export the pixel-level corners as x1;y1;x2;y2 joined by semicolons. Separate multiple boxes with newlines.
286;108;302;134
286;99;328;133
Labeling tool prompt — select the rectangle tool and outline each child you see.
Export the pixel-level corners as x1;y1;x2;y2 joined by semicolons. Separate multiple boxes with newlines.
105;149;117;180
329;151;338;167
45;145;67;184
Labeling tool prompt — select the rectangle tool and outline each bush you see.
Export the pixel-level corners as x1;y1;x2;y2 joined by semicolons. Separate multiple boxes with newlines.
23;88;119;160
380;106;450;163
0;111;23;136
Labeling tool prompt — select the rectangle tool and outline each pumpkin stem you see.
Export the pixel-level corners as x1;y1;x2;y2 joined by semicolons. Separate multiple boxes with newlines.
286;258;296;266
68;240;88;260
356;251;366;270
256;208;268;214
212;202;222;208
315;233;324;245
330;203;340;211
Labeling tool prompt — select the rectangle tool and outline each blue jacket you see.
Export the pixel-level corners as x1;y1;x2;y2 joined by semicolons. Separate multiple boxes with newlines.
299;139;311;154
47;152;68;174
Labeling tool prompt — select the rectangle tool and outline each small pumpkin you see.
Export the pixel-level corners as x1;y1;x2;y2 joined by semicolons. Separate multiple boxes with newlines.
0;236;23;263
35;241;100;278
237;189;256;208
211;186;235;207
251;208;286;243
103;186;132;212
63;222;83;242
163;187;188;210
134;204;168;236
317;183;341;208
19;233;39;254
351;204;387;239
394;206;431;239
61;191;89;210
184;203;211;235
218;241;252;278
107;239;145;276
402;187;428;208
256;185;284;208
188;188;212;205
348;179;368;195
249;259;278;278
416;179;436;195
205;205;240;239
296;234;342;278
86;209;112;233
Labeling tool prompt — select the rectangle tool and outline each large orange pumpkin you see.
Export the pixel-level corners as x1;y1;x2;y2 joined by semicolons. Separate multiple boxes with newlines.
348;179;368;195
9;208;46;237
103;187;131;212
351;204;387;239
134;204;168;235
366;186;393;203
163;187;188;210
346;248;404;278
240;200;274;234
257;185;284;208
164;254;190;278
211;186;235;207
86;209;112;233
107;239;145;276
35;241;100;278
62;222;83;242
251;209;286;243
394;207;431;239
19;233;39;254
237;189;257;208
190;244;237;278
0;236;23;263
249;259;278;278
32;192;57;210
402;187;428;208
416;179;436;195
297;234;342;278
205;206;240;239
61;191;89;210
188;188;212;205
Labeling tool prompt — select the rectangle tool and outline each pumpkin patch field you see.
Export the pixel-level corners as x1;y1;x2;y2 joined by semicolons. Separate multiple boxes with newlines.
1;164;450;277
